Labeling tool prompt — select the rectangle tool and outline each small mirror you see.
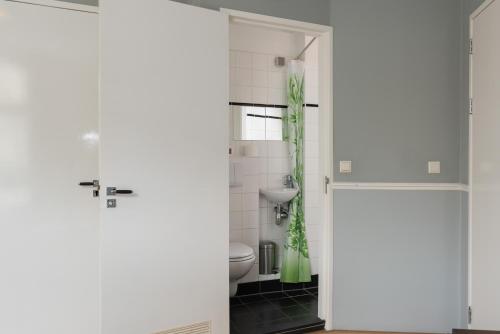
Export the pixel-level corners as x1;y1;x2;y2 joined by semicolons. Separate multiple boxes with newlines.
230;105;286;141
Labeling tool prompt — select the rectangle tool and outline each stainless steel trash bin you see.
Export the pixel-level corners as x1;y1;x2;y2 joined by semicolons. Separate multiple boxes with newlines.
259;241;276;275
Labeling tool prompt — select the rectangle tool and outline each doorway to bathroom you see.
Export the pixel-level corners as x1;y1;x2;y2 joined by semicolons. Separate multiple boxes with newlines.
225;9;333;334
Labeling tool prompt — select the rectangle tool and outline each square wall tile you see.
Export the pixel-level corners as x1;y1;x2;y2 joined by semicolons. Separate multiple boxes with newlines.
252;53;268;71
260;223;285;240
255;141;268;157
234;68;252;86
259;195;268;209
306;224;321;243
252;70;268;87
305;158;319;175
310;258;319;275
230;185;243;194
305;68;319;88
232;86;252;103
236;51;252;68
230;211;243;230
243;175;259;193
242;228;259;247
308;240;320;258
251;87;267;104
229;193;242;212
305;106;319;124
305;191;319;208
230;229;243;243
305;207;320;226
258;174;268;189
305;140;319;158
305;125;319;143
268;158;289;174
268;88;287;105
305;85;319;105
269;71;286;89
268;141;289;158
259;208;268;225
305;173;320;192
243;193;258;211
229;50;237;67
243;210;259;228
242;158;259;176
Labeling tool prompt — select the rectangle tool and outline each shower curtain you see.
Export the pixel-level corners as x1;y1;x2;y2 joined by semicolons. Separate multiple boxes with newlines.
281;60;311;283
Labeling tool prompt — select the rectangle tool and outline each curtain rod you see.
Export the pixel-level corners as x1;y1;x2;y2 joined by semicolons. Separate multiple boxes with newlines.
295;37;317;60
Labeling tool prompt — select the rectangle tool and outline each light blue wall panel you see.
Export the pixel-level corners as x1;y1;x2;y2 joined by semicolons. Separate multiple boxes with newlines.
333;190;465;332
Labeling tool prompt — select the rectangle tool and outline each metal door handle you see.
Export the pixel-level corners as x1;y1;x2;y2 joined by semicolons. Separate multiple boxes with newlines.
107;187;133;196
79;180;99;187
79;180;100;197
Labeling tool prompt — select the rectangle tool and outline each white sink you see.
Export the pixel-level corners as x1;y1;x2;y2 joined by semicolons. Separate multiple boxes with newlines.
260;187;298;204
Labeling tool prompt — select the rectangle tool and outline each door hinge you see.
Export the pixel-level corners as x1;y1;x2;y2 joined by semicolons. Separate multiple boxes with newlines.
468;306;472;325
324;176;330;194
469;98;473;115
469;38;473;55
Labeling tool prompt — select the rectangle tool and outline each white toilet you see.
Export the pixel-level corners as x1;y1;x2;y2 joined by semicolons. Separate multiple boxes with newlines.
229;242;256;297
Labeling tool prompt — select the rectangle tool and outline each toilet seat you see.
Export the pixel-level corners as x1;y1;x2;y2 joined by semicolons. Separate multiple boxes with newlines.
229;242;254;262
230;254;256;263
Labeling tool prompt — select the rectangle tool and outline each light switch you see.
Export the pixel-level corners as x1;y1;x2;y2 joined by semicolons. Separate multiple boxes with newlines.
339;160;352;174
428;161;441;174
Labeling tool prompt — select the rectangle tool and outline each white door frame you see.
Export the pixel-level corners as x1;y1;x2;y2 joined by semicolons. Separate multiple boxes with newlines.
468;0;497;328
221;9;335;330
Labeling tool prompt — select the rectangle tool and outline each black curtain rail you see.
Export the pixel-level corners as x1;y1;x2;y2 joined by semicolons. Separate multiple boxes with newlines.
246;113;282;120
229;102;319;108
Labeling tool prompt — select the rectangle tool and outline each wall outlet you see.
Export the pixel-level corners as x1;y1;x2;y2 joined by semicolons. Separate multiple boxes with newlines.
339;160;352;174
428;161;441;174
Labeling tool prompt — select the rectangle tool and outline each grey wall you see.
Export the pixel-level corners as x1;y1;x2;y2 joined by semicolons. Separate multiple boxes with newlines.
333;190;466;332
331;0;461;182
172;0;330;26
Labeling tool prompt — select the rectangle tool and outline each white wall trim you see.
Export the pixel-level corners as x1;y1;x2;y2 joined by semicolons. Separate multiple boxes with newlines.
331;182;469;191
5;0;98;13
470;0;496;19
221;8;330;36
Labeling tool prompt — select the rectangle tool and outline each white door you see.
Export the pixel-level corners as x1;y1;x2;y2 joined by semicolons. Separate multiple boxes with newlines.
0;2;99;334
470;0;500;329
100;1;229;333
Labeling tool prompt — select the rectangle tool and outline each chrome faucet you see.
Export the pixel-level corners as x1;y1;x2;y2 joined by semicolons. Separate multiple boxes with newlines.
283;174;294;188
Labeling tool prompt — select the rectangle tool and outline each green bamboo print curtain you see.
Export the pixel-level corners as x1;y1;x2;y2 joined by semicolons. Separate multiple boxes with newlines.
281;60;311;283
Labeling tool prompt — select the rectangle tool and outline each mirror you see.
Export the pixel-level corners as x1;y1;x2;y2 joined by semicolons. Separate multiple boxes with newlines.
230;105;287;141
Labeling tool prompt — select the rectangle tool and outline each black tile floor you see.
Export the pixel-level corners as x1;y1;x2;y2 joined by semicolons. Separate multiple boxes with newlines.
230;287;324;334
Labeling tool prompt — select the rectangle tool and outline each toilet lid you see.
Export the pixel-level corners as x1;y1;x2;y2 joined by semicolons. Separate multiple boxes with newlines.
229;242;254;260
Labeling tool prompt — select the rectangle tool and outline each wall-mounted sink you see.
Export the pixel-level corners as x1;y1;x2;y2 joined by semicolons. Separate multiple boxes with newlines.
260;187;298;204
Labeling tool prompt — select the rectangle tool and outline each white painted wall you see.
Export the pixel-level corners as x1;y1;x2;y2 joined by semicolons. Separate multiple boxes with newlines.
0;2;99;333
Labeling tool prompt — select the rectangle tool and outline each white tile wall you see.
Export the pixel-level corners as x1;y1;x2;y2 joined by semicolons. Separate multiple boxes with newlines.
229;156;259;283
303;36;321;275
230;50;288;106
228;31;322;280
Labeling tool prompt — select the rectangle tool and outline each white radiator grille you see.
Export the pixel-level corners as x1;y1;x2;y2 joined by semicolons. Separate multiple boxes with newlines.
155;321;211;334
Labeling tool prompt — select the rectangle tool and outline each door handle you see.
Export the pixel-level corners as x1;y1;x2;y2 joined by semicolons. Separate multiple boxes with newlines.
106;187;133;196
79;180;100;197
79;180;99;187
